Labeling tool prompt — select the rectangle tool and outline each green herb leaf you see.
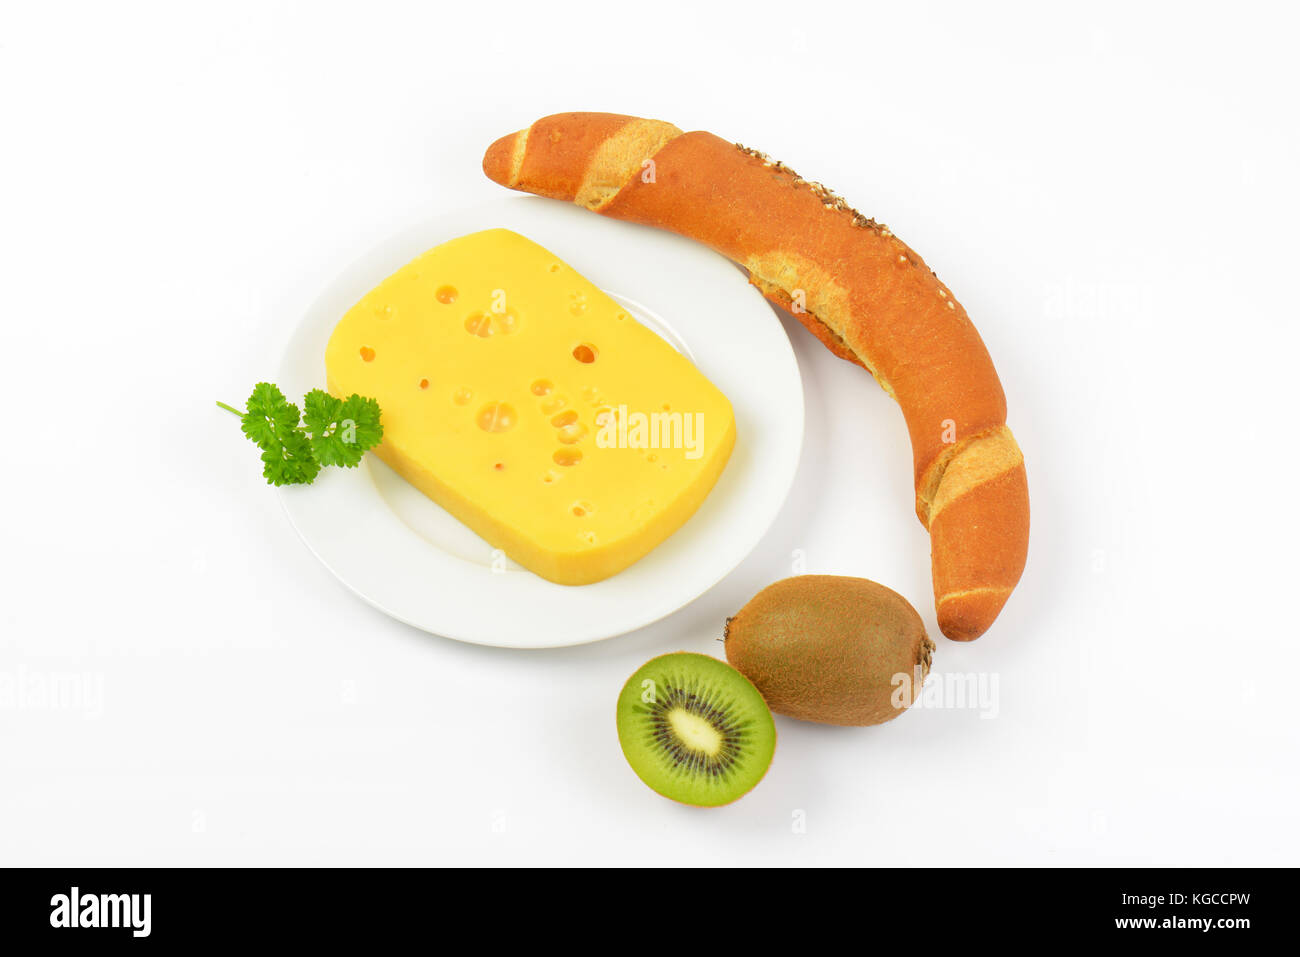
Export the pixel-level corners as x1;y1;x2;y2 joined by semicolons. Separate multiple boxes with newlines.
241;382;301;450
221;382;384;486
260;428;322;486
304;388;384;468
301;388;342;441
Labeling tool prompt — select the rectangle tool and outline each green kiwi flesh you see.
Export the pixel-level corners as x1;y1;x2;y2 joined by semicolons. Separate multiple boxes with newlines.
616;652;776;807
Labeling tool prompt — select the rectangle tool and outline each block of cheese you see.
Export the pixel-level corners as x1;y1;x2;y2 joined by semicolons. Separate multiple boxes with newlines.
325;228;736;584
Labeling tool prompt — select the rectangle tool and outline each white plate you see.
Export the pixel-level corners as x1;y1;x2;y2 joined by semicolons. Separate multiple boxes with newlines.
276;197;803;647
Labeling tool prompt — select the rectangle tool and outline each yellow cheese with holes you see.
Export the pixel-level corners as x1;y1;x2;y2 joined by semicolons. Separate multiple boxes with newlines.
325;228;736;584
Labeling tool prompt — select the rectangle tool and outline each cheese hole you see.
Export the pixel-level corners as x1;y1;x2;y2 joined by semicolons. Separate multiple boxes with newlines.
548;264;561;273
359;346;376;362
493;462;505;471
572;343;598;363
492;309;518;335
541;397;567;414
571;501;593;517
419;378;430;390
436;285;458;304
551;410;579;428
581;531;598;545
557;424;587;444
477;402;516;433
453;387;473;406
531;379;553;396
553;448;582;467
465;313;493;337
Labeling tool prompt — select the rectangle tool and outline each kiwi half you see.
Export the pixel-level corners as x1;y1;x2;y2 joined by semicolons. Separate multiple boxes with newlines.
616;652;776;807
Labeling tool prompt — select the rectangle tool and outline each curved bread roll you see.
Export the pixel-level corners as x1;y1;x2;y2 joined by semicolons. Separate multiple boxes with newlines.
484;113;1028;639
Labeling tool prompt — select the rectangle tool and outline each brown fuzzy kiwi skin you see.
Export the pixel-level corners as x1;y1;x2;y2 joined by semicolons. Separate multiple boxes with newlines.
723;575;935;727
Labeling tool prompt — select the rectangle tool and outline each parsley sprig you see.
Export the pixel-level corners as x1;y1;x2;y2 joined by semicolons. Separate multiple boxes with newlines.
217;383;383;486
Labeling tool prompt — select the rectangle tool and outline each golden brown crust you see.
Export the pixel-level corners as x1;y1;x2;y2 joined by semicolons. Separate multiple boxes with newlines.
484;112;644;202
929;465;1030;640
481;129;526;188
482;114;1029;640
747;280;865;368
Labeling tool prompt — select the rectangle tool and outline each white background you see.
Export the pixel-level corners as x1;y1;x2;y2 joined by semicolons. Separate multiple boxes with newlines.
2;1;1297;866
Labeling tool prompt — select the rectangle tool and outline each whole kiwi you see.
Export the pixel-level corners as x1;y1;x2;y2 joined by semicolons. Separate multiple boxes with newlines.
724;575;935;726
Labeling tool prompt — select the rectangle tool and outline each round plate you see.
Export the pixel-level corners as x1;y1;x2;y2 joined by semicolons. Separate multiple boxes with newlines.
276;197;803;647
